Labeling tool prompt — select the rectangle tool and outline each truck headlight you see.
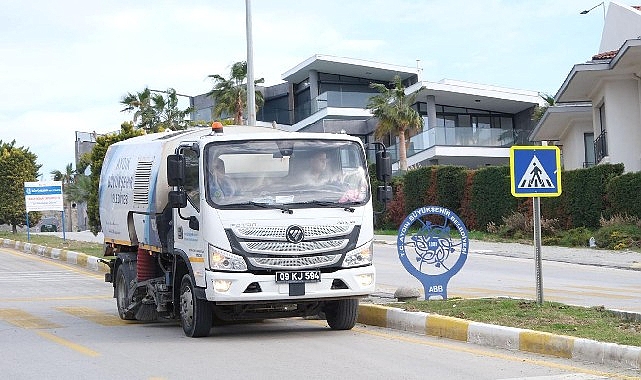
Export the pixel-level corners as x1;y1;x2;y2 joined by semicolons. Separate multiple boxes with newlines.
209;245;247;271
342;241;373;268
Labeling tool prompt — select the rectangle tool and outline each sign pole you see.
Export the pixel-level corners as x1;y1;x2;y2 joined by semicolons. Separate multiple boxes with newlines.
533;196;543;305
26;212;31;242
61;210;66;242
510;146;561;306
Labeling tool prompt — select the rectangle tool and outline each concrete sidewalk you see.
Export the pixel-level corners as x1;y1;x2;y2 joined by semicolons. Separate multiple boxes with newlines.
374;234;641;271
4;232;641;372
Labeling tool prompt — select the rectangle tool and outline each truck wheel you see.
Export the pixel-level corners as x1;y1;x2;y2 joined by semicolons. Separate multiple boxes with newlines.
179;274;212;337
324;299;359;330
115;265;136;320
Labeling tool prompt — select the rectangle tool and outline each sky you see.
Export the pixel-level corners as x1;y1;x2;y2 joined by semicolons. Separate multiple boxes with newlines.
0;0;613;179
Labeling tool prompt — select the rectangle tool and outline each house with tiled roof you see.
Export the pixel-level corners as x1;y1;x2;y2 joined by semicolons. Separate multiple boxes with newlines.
530;1;641;172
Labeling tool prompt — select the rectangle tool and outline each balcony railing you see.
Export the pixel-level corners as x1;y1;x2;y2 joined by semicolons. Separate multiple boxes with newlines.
594;130;607;164
387;127;530;160
385;127;533;163
295;91;375;122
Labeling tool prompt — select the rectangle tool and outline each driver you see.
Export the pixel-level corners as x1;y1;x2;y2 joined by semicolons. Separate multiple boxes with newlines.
208;157;235;199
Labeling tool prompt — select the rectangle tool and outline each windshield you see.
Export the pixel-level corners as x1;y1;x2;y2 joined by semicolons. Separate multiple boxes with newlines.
205;139;369;208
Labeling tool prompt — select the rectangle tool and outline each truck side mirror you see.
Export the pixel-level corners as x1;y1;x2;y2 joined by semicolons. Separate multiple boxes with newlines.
375;151;392;182
168;190;187;208
377;185;393;203
167;154;186;186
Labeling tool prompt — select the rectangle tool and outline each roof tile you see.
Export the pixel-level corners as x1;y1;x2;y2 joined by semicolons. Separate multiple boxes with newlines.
591;50;619;60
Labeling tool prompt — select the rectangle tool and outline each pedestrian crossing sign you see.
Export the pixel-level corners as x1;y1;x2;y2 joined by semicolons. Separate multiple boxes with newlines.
510;146;562;197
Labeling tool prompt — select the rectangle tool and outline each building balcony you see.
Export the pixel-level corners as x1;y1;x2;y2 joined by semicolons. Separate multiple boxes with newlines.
295;91;375;123
386;127;533;166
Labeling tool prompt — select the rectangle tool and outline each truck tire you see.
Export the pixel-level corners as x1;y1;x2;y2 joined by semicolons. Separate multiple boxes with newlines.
179;274;212;337
324;299;359;330
115;264;136;320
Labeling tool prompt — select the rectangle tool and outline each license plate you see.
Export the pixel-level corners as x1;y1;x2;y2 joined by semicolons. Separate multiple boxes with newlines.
275;271;321;283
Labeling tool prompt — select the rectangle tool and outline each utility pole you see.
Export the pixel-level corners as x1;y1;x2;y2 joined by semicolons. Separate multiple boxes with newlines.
245;0;256;126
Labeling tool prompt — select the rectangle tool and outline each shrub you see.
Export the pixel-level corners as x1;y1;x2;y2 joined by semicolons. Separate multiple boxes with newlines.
470;166;516;231
594;224;641;250
600;214;641;228
606;172;641;219
403;166;432;215
557;227;594;247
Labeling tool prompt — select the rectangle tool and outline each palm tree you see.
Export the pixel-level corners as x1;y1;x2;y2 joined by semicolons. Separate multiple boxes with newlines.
152;88;194;131
121;88;193;132
367;75;424;172
206;61;264;125
532;93;555;122
121;88;158;131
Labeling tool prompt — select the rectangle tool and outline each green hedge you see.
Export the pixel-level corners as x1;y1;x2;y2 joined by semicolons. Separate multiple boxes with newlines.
606;171;641;219
469;166;517;231
436;166;467;214
382;162;632;233
403;166;432;214
563;164;623;228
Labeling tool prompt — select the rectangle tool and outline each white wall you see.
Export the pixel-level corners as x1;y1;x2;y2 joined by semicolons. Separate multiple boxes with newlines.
601;78;641;172
600;2;641;52
560;121;593;170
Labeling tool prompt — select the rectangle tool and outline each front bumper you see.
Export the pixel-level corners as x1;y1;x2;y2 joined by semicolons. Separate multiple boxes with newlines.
203;265;376;303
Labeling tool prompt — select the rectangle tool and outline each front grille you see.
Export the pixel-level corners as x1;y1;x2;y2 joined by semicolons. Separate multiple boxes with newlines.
248;255;341;270
233;224;354;241
241;239;348;255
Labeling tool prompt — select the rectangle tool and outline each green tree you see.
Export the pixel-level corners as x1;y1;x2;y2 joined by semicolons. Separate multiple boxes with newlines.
154;88;193;131
65;152;92;208
51;163;76;231
121;87;192;133
367;75;424;172
121;88;157;131
87;122;145;234
206;61;264;125
532;93;555;122
0;140;42;233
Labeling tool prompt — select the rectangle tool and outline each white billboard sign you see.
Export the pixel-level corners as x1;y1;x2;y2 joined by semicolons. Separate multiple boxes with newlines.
24;181;64;212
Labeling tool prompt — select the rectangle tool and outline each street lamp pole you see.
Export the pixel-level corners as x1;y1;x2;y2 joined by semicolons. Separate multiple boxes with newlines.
580;2;605;21
246;0;257;126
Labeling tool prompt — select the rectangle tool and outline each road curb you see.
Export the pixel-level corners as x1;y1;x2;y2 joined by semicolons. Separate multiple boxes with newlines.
1;238;109;273
357;303;641;372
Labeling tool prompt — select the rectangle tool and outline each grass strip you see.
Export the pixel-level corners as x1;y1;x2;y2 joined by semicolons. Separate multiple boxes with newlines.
387;297;641;347
0;232;104;258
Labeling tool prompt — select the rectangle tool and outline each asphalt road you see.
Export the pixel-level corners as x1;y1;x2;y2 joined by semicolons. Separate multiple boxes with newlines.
1;245;635;379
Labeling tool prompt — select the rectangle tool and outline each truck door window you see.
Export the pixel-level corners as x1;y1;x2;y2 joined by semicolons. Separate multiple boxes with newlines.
183;149;200;210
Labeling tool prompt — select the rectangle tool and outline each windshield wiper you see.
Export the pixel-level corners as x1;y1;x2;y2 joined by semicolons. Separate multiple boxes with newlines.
301;200;356;213
227;201;293;214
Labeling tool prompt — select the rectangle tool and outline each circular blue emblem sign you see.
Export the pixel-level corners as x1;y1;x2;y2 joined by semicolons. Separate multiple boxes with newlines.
397;206;469;300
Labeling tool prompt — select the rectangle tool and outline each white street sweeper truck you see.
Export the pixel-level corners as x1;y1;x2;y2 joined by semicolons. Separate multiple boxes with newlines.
99;123;392;337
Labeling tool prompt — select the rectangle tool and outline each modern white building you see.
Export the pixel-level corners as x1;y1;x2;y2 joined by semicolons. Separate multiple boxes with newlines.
530;2;641;172
193;54;543;169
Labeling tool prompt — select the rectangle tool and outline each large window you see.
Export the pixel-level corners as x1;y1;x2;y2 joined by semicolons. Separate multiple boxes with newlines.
423;103;514;129
584;133;595;167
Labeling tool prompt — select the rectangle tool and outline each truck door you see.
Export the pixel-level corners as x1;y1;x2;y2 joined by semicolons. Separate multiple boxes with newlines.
173;147;208;287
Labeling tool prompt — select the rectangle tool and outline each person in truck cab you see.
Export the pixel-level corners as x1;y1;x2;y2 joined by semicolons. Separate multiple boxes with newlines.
208;156;236;200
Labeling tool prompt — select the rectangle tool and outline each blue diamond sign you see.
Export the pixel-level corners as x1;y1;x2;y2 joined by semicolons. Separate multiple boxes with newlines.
510;146;562;198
